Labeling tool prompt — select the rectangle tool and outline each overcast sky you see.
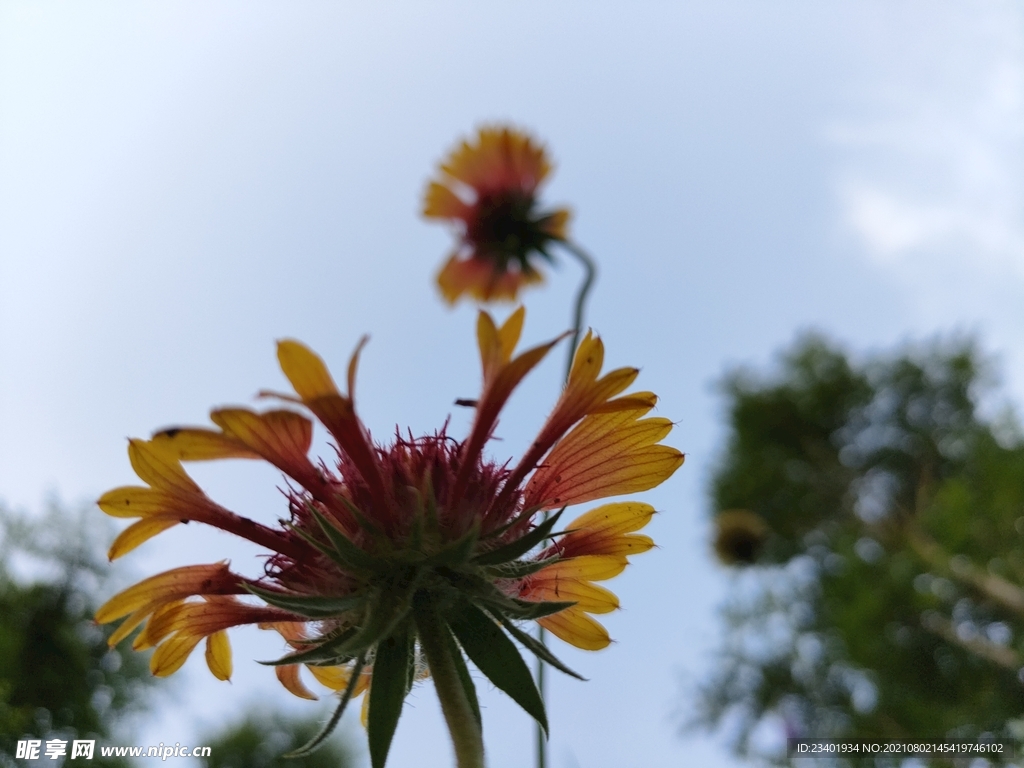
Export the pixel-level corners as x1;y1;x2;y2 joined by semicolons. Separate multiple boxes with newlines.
2;2;1024;766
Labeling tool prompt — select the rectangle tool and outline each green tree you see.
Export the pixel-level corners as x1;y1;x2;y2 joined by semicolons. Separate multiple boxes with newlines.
0;503;153;767
201;710;356;768
699;334;1024;765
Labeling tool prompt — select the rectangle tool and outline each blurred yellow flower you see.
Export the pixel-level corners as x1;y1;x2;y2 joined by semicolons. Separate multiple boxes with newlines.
424;126;570;304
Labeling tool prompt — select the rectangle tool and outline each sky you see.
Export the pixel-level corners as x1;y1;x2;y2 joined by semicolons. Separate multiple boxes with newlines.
2;2;1024;766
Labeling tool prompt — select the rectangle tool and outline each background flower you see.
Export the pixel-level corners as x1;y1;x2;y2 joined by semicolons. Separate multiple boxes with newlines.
425;126;570;304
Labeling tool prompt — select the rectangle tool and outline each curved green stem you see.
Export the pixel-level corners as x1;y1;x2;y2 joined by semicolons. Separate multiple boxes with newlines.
560;240;598;380
415;595;485;768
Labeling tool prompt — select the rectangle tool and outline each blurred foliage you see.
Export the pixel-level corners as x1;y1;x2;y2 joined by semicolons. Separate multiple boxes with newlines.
0;502;153;767
0;502;356;768
201;710;356;768
699;334;1024;766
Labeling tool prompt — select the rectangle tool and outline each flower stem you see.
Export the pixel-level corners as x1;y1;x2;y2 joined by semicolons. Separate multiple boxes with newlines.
415;594;485;768
535;648;547;768
536;239;599;768
560;240;598;381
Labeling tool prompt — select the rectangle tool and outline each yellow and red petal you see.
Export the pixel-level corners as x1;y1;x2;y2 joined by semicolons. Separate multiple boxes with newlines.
150;632;204;677
346;336;369;404
530;445;682;510
207;409;331;503
561;533;654;560
566;502;657;538
538;608;610;651
205;630;232;680
555;333;641;421
437;255;543;306
96;563;236;624
141;599;289;648
104;489;296;560
277;340;341;400
538;208;571;240
277;664;318;700
439;127;551;195
476;306;527;383
589;391;658;415
108;516;181;560
98;486;178;518
106;607;149;647
423;181;471;220
534;555;628;583
553;502;658;560
525;408;683;509
273;340;391;525
133;600;186;650
262;620;308;646
455;315;562;502
306;664;348;691
524;576;619;614
210;409;312;465
128;439;201;495
360;689;371;728
150;428;258;461
507;338;659;493
566;331;605;387
307;662;371;697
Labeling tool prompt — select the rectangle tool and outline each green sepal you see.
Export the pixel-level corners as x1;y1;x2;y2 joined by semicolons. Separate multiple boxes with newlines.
482;555;560;580
535;239;561;263
311;509;391;573
437;568;521;611
368;624;415;768
496;597;577;621
338;496;391;548
261;574;417;667
436;567;576;620
447;600;548;734
284;653;367;758
288;520;381;581
420;522;480;568
326;573;418;660
478;505;542;541
244;584;364;619
258;626;358;667
442;620;481;729
501;619;586;681
472;509;564;566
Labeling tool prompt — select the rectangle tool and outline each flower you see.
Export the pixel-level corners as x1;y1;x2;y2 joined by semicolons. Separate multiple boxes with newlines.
96;308;682;767
713;509;769;565
424;126;571;304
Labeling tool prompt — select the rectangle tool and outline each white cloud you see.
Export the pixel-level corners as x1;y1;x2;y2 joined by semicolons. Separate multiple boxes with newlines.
831;2;1024;276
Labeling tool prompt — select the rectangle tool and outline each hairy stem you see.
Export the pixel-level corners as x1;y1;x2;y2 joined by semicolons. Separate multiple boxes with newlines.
416;595;485;768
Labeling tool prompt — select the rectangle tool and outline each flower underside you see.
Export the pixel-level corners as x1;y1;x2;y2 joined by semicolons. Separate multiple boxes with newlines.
96;307;683;767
